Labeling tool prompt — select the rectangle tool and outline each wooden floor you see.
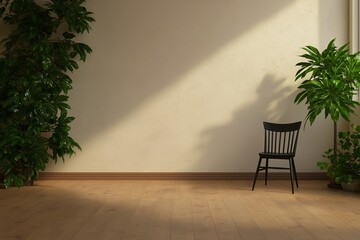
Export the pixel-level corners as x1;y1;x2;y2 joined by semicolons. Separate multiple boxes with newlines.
0;180;359;240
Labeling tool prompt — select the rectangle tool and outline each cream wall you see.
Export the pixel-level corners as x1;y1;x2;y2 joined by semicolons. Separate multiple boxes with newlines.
43;0;349;172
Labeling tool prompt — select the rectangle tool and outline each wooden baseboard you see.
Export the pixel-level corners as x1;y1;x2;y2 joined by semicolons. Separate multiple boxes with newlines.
38;172;328;180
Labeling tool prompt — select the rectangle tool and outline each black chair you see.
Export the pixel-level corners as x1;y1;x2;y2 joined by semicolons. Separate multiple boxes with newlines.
252;121;301;194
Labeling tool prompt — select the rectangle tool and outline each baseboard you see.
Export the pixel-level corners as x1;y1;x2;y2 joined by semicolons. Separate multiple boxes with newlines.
38;172;328;180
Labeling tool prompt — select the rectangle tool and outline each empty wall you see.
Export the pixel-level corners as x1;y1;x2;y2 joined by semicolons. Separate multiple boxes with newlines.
18;0;349;172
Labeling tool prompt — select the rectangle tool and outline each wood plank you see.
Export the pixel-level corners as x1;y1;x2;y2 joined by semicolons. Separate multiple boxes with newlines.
190;181;218;240
0;180;359;240
205;181;243;240
222;187;267;240
146;181;176;240
267;181;343;240
170;181;195;240
120;181;162;240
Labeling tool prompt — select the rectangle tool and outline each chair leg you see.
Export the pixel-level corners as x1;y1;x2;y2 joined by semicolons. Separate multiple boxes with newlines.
289;158;294;194
291;158;299;188
265;158;269;185
252;157;263;191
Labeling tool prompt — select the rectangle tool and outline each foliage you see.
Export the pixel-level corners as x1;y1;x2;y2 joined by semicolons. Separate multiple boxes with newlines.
0;0;94;187
294;39;360;164
294;39;360;125
318;125;360;184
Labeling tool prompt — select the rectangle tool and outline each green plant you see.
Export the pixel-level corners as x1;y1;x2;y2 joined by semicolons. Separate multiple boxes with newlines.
0;0;94;187
294;39;360;156
318;125;360;184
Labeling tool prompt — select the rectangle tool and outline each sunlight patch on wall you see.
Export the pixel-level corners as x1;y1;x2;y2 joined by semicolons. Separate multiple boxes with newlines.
45;0;345;173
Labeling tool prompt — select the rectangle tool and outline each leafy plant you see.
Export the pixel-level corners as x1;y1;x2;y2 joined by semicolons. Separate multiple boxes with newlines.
0;0;94;187
294;39;360;156
318;125;360;184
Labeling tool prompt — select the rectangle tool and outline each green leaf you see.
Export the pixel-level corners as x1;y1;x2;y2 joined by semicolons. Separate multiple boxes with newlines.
294;38;359;128
0;0;91;187
63;32;76;39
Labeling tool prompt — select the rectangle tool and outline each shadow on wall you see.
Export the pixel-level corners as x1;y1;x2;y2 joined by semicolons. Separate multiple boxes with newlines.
195;74;297;171
71;0;294;143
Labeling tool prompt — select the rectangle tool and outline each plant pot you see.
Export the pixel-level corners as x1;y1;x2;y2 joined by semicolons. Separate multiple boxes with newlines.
341;179;360;192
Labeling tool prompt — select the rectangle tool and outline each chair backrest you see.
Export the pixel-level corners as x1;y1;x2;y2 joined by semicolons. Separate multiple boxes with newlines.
263;121;301;155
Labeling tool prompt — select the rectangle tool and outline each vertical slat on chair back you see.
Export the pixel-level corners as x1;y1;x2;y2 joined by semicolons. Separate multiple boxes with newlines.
263;121;301;154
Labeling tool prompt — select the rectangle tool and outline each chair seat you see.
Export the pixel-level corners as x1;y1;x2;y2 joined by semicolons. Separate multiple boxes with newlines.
259;152;295;159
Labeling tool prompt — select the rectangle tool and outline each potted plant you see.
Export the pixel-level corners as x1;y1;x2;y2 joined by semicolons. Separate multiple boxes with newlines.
319;125;360;192
0;0;94;187
294;39;360;186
